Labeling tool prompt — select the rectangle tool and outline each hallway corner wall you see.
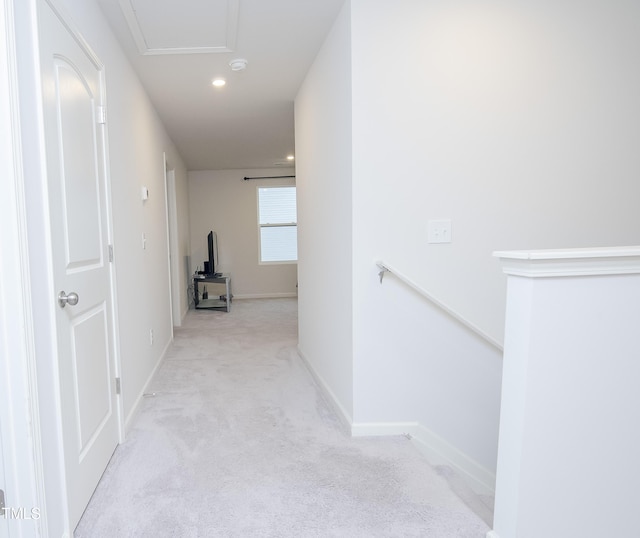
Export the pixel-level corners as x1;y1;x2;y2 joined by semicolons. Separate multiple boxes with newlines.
295;1;354;422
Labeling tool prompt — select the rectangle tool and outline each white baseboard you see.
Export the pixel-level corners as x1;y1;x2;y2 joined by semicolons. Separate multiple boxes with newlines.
123;337;171;433
232;292;298;299
351;421;419;437
297;347;353;429
350;421;495;496
296;352;495;497
411;424;496;495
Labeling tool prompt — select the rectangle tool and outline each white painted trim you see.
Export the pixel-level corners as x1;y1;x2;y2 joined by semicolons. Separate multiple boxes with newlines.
352;421;496;496
123;337;172;432
163;153;177;333
351;422;418;437
300;359;496;496
164;155;183;329
99;64;125;443
0;0;44;534
44;0;102;68
118;0;239;55
300;337;496;496
495;246;640;278
297;348;353;430
411;424;496;495
233;292;298;300
18;0;71;532
495;245;640;260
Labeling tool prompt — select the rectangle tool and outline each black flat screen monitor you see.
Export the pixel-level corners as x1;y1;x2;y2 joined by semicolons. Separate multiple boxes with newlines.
206;231;219;276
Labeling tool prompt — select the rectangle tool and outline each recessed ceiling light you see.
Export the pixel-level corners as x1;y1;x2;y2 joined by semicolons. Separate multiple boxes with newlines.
212;78;226;88
287;155;295;161
229;58;248;71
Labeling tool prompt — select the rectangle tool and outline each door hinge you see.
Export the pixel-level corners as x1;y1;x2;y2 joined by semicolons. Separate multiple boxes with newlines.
108;244;114;262
115;377;121;395
97;105;106;124
0;489;5;514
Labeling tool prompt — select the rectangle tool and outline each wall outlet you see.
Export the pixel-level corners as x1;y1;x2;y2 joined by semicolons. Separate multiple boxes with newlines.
149;329;154;346
427;219;452;244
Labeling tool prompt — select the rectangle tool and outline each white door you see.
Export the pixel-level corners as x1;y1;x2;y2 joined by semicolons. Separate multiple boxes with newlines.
38;0;119;529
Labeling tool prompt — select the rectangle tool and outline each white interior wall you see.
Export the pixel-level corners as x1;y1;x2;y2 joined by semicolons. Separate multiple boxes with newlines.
351;0;640;344
350;0;640;475
354;275;503;483
296;0;640;490
188;169;297;300
295;2;354;421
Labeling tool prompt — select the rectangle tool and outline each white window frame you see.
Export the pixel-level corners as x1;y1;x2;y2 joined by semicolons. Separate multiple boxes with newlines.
257;185;297;265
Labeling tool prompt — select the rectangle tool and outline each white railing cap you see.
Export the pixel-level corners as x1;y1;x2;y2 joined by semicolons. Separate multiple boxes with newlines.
494;246;640;278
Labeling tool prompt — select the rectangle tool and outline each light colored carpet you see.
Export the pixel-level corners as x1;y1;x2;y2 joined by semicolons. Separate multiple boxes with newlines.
75;298;491;537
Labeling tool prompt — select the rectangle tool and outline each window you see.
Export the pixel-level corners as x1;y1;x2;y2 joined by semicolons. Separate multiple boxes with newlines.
258;186;297;263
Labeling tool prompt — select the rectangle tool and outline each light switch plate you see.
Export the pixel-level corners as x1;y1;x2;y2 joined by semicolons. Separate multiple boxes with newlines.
428;219;452;244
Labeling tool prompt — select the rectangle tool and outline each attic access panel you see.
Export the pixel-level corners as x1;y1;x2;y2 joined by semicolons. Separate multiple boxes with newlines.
119;0;239;55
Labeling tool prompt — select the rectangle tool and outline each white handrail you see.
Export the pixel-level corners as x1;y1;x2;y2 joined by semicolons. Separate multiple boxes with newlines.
376;261;503;351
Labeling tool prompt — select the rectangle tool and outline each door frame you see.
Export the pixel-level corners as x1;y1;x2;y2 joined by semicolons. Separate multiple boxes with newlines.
0;0;124;534
163;152;180;329
0;0;45;535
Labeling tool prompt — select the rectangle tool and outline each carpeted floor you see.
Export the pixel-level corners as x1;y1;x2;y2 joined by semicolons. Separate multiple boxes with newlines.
75;298;491;537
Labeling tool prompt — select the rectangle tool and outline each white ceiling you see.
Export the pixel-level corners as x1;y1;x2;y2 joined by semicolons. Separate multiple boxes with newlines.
96;0;345;170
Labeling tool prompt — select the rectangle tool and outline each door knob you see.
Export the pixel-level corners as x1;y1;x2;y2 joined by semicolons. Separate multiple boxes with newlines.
58;291;79;308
